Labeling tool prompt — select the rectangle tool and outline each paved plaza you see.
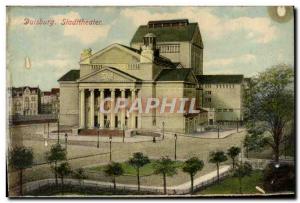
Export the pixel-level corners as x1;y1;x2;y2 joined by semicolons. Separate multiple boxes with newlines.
12;126;246;189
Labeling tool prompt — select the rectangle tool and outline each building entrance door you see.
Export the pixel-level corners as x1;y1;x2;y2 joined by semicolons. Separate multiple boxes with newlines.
135;116;138;128
115;116;118;128
94;116;98;127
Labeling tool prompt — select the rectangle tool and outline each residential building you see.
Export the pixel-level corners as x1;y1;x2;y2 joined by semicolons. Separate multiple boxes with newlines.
9;86;41;116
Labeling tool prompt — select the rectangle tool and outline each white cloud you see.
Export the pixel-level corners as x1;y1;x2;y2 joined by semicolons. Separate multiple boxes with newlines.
120;7;278;44
34;51;76;77
205;54;256;68
52;11;111;45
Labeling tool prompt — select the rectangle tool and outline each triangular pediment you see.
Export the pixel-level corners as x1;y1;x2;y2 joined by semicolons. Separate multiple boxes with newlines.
80;44;140;65
78;67;139;83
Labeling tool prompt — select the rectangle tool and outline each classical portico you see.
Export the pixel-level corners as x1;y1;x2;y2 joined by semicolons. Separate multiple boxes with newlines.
77;66;141;130
78;87;139;129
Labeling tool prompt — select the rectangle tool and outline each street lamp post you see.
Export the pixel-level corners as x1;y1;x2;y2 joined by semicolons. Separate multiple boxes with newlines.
47;122;50;139
109;136;112;162
174;134;177;160
122;124;125;143
64;133;68;150
162;121;165;140
57;115;60;144
236;118;239;133
217;124;220;139
97;129;100;148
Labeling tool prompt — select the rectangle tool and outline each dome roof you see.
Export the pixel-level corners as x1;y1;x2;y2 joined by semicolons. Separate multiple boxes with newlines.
144;33;156;38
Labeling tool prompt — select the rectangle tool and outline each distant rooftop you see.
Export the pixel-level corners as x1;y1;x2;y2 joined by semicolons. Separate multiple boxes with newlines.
156;68;193;82
148;19;189;28
197;75;244;84
58;69;80;82
130;19;201;46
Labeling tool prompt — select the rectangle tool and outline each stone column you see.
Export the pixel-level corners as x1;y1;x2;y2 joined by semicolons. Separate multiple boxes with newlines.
97;89;100;127
130;89;136;129
120;89;126;128
89;89;95;128
99;89;105;128
110;89;115;129
137;89;141;129
79;89;85;129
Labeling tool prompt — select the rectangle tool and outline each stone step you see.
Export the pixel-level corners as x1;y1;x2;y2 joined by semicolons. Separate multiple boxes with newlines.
78;129;123;136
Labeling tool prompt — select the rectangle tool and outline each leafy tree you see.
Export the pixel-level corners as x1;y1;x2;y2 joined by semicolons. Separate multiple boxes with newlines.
182;157;204;193
243;122;268;158
153;156;177;195
72;168;87;192
209;151;228;182
244;64;294;162
128;152;150;191
56;162;72;195
233;162;252;194
243;134;266;158
9;146;33;196
45;143;67;185
227;146;241;169
104;162;124;190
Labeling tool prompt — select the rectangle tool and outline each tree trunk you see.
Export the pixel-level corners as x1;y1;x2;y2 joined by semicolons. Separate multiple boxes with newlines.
137;168;140;191
19;169;23;196
61;177;64;195
239;177;242;194
163;173;167;195
273;125;283;163
232;158;235;169
274;134;280;162
55;161;58;185
113;177;116;190
190;174;194;194
217;163;220;183
246;147;249;158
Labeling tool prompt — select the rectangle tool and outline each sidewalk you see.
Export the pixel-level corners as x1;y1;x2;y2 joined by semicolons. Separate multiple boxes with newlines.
188;128;245;139
47;133;157;143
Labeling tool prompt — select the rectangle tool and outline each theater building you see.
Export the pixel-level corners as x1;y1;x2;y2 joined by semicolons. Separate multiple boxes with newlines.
58;19;207;133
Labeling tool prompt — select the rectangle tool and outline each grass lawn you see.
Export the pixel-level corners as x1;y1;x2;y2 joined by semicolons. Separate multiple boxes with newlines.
197;170;263;195
89;160;183;176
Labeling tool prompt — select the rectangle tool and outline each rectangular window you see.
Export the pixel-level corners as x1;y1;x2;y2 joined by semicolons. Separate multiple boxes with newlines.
229;109;233;112
205;91;211;95
157;44;180;53
223;109;228;112
128;64;140;70
205;98;211;102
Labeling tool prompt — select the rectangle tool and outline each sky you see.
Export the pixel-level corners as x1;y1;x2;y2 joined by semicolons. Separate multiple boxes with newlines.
6;6;294;91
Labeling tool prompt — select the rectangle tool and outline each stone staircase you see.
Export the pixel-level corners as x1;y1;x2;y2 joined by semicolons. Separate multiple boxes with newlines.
78;128;123;136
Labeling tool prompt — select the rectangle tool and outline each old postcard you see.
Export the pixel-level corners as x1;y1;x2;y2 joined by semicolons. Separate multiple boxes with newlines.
6;6;295;198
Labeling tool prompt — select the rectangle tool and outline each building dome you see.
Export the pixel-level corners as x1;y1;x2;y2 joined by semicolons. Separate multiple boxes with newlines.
144;33;156;38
